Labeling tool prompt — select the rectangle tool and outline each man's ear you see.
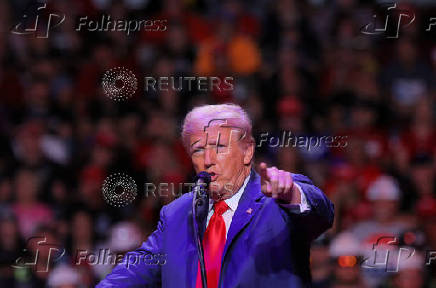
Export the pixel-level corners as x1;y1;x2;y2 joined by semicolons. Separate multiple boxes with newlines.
243;142;254;165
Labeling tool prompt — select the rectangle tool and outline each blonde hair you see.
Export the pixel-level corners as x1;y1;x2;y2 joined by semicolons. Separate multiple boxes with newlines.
181;103;253;150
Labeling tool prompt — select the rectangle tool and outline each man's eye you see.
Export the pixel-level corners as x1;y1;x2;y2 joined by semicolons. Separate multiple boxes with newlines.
192;148;204;154
217;144;227;152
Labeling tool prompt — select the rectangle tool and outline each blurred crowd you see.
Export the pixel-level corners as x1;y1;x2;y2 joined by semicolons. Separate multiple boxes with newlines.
0;0;435;287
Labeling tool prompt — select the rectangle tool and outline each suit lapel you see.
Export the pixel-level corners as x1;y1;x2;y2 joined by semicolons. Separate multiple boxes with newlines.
221;169;264;262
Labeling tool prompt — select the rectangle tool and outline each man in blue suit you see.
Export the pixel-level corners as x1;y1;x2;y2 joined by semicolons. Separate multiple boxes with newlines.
97;104;334;287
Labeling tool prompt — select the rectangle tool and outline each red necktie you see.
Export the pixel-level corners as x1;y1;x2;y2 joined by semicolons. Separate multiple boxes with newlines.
196;201;229;288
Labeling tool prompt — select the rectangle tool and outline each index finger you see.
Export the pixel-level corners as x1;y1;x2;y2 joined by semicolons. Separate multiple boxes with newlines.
258;162;268;182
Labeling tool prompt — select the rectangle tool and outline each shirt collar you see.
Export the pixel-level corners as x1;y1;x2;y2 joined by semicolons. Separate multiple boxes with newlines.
209;174;251;212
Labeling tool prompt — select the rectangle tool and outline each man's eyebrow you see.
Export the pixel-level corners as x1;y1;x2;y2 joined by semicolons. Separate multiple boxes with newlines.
191;139;224;149
190;139;201;147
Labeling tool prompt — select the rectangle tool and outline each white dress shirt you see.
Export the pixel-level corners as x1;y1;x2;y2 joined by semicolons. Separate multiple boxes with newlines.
206;175;311;237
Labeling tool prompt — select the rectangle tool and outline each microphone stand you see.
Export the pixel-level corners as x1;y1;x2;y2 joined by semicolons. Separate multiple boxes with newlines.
192;183;208;288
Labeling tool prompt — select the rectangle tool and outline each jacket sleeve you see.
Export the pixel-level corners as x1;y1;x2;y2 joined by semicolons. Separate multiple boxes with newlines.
96;206;167;287
283;173;335;242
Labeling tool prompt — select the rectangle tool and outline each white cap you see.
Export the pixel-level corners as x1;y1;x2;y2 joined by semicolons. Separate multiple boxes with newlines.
367;175;400;201
47;264;80;287
329;232;362;257
109;222;142;252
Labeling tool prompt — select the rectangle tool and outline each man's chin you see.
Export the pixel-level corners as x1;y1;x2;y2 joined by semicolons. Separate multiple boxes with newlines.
209;188;223;200
209;184;235;201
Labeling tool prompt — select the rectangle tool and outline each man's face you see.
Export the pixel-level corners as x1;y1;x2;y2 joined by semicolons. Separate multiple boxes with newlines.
189;124;252;200
373;199;398;222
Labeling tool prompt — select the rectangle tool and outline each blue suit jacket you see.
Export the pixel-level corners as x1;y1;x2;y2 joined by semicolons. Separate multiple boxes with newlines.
97;170;334;287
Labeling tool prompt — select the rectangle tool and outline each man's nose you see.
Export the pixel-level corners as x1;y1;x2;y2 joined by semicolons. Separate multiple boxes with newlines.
204;146;216;168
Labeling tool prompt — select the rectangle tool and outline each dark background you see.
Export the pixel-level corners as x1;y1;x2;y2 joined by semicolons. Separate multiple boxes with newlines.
0;0;435;287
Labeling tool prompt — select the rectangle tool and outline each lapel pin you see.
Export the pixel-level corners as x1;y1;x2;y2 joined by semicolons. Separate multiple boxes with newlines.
246;208;253;214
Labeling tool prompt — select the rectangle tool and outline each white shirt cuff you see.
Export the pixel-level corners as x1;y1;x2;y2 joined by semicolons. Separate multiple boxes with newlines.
277;183;311;213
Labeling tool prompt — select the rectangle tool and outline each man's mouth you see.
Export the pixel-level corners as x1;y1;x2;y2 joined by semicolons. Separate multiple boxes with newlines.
209;172;218;181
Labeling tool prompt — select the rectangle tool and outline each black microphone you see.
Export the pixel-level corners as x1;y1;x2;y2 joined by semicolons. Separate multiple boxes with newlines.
192;171;211;288
193;171;211;237
193;171;211;205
